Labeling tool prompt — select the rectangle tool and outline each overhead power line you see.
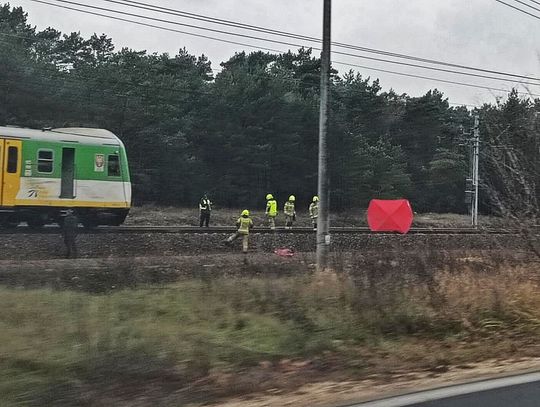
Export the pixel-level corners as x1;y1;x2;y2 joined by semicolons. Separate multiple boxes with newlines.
26;0;283;52
22;0;540;98
0;36;511;106
335;60;540;98
28;0;540;87
103;0;540;83
509;0;540;13
494;0;540;20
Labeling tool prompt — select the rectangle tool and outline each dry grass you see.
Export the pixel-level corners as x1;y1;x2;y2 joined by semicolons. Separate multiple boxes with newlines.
1;254;539;405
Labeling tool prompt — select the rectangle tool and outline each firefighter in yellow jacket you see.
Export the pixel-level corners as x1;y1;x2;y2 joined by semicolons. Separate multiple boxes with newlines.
284;195;296;229
265;194;278;230
226;210;254;253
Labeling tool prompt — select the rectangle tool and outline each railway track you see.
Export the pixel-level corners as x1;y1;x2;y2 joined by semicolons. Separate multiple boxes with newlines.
0;225;530;235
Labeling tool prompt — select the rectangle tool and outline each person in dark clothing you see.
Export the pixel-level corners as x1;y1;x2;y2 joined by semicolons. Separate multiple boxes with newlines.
199;193;212;227
62;209;78;258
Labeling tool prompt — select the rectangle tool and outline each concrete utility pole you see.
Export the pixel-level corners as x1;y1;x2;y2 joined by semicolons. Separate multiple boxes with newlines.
471;115;480;227
316;0;332;271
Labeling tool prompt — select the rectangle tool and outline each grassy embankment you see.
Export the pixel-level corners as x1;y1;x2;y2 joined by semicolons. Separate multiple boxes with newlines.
1;253;540;405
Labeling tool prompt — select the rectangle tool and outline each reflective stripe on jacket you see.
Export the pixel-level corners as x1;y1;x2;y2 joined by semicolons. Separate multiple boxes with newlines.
284;201;295;216
237;216;253;235
199;198;211;211
309;202;318;219
266;199;277;217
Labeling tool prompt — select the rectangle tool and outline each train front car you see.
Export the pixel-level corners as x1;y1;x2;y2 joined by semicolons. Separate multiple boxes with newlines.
0;126;131;227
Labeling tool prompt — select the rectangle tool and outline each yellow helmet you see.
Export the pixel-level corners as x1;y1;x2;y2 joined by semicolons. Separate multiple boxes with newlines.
288;195;295;202
266;194;273;200
313;196;319;202
241;209;250;216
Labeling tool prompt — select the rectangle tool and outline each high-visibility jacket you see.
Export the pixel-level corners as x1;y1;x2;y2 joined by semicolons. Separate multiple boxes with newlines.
284;201;295;216
237;216;253;235
309;202;318;219
266;199;277;217
199;198;212;212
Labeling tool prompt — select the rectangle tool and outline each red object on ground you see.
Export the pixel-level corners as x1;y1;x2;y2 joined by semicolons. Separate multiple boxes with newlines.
367;199;414;234
274;248;295;257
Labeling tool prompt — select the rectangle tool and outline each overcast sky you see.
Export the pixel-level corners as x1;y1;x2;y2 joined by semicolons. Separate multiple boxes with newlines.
7;0;540;106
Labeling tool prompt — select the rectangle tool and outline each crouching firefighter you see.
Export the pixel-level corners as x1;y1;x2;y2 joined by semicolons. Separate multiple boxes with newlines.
225;210;254;254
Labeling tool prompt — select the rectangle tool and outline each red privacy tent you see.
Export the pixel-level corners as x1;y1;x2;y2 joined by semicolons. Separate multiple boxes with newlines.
367;199;414;234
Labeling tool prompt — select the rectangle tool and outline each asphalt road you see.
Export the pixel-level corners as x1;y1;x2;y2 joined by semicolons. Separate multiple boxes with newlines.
412;381;540;406
353;372;540;407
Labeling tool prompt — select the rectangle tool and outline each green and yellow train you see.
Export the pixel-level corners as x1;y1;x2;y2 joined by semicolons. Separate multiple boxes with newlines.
0;126;131;227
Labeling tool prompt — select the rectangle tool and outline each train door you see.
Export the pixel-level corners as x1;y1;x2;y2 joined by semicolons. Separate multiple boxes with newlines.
0;139;4;204
2;139;22;206
60;147;75;199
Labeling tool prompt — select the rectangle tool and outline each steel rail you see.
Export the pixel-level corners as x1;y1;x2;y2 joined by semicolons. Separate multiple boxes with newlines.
0;225;531;235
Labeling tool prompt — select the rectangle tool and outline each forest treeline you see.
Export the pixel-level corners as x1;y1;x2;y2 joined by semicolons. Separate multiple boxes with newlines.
1;4;539;214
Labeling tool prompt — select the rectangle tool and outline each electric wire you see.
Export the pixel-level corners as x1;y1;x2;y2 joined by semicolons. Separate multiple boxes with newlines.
27;0;540;87
12;2;538;102
494;0;540;20
2;64;483;137
1;32;537;100
1;59;483;110
509;0;540;14
33;0;540;86
332;61;540;98
101;0;540;83
1;5;531;112
25;0;283;53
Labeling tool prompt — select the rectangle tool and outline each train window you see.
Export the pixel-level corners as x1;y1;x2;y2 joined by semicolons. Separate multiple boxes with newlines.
7;147;18;173
37;150;54;173
108;154;120;177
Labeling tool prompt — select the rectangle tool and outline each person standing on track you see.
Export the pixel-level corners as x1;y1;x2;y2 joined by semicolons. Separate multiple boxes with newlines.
265;194;278;230
309;195;319;231
199;193;212;227
225;209;254;255
284;195;296;229
62;209;78;259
